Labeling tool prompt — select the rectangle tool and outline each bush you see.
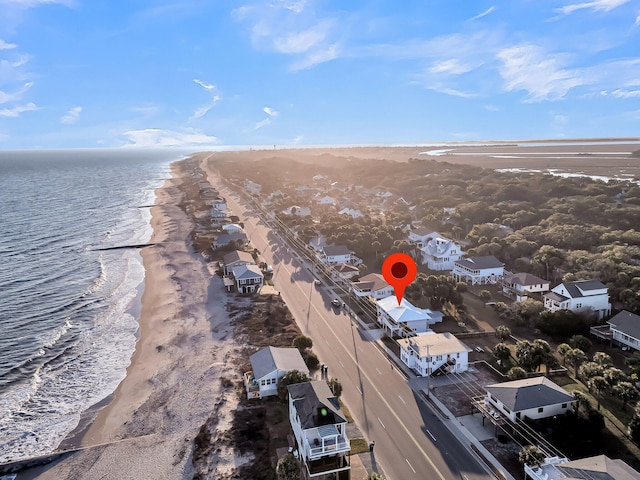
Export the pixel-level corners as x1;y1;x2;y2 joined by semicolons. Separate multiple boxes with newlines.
293;335;313;351
304;351;320;370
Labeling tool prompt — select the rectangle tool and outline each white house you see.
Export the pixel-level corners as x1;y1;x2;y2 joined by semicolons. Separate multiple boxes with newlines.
398;331;471;377
502;271;550;302
211;207;226;218
221;250;255;276
332;263;360;282
222;223;243;234
317;195;336;206
452;255;504;285
283;205;311;217
212;232;248;250
211;197;227;211
338;207;362;218
608;310;640;351
288;381;350;478
320;245;353;264
484;377;575;423
543;280;611;320
243;346;309;399
230;264;263;294
376;295;443;337
352;273;394;300
407;230;464;271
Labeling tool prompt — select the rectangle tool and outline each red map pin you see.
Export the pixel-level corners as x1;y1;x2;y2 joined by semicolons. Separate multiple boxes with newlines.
381;252;417;305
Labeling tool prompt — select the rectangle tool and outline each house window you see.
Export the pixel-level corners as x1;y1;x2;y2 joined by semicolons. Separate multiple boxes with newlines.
562;403;567;409
436;355;443;361
538;407;544;413
261;380;266;385
457;353;460;358
503;406;510;414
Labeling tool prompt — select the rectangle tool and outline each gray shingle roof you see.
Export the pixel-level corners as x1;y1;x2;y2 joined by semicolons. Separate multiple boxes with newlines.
563;280;607;298
503;272;548;286
250;346;309;380
322;245;352;256
287;381;346;429
455;255;504;270
485;377;574;412
608;310;640;340
223;250;255;266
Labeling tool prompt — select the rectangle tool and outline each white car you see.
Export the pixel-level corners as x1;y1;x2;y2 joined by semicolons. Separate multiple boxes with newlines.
331;299;341;307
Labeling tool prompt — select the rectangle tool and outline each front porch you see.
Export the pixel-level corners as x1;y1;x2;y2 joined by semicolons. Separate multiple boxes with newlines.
302;424;350;461
243;371;260;399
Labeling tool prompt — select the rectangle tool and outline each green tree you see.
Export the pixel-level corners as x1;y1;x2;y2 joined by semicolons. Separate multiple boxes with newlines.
518;445;546;468
304;351;320;370
494;343;511;363
587;376;608;410
572;391;590;414
566;348;587;377
479;290;491;302
367;474;386;480
495;325;511;342
613;382;639;411
327;377;343;398
508;366;527;380
532;339;553;374
277;370;311;402
516;340;537;372
603;367;627;389
556;343;572;366
569;335;592;353
293;335;313;351
625;351;640;376
276;453;300;480
579;362;604;381
628;403;640;443
592;352;613;368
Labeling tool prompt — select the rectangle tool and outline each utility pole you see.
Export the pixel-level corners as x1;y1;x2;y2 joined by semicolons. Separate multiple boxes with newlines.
427;344;431;397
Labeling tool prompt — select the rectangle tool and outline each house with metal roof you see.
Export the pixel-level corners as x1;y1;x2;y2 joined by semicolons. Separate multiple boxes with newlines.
408;229;465;271
320;245;354;264
543;280;611;320
608;310;640;351
287;381;350;478
352;273;394;300
243;346;309;399
398;331;471;376
230;264;263;294
221;249;255;275
376;295;443;337
452;255;504;285
484;377;575;423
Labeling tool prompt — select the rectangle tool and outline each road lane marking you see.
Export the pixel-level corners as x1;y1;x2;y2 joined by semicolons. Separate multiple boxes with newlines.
376;367;382;375
378;417;386;428
339;361;345;368
355;385;362;395
426;429;436;442
226;190;449;480
398;395;406;405
406;459;416;474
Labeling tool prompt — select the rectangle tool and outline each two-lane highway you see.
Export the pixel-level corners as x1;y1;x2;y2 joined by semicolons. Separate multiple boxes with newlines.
214;178;495;480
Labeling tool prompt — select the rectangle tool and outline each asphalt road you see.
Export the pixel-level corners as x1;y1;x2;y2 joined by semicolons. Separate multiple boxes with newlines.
218;182;494;480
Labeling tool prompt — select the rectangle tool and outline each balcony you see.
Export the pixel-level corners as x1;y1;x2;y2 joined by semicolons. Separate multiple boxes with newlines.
243;372;260;399
302;425;350;461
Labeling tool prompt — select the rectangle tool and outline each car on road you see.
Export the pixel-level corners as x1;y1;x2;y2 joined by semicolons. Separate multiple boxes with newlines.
314;279;322;286
331;298;341;307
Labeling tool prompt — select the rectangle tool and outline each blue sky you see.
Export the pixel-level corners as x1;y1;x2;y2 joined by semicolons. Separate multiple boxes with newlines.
0;0;639;149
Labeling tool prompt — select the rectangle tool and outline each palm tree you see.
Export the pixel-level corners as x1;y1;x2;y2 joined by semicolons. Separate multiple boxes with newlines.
588;376;608;410
613;382;639;411
566;348;587;377
556;343;571;366
518;445;546;468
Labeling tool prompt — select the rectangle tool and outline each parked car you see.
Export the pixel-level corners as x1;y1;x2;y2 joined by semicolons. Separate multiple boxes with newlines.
314;279;322;286
331;298;341;307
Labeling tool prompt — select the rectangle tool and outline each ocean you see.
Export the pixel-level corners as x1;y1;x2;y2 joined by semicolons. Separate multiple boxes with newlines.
0;148;186;463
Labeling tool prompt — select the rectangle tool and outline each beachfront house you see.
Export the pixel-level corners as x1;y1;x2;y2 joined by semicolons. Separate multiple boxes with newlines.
376;295;443;338
288;381;350;479
282;205;311;217
230;264;263;294
332;263;360;283
320;245;353;265
543;280;611;320
484;377;575;423
407;229;464;270
352;273;393;300
244;346;309;399
211;232;248;250
337;207;362;218
502;271;550;302
452;255;504;285
592;310;640;352
221;250;255;276
398;331;471;376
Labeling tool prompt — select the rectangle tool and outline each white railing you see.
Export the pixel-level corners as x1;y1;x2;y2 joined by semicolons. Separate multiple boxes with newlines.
304;437;350;460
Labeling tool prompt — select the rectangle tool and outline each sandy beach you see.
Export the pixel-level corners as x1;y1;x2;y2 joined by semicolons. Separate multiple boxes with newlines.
18;162;245;479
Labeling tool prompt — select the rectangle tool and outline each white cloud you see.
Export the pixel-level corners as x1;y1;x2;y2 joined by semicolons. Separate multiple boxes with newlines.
634;13;640;26
0;40;17;50
193;78;216;91
60;105;81;124
289;43;340;71
497;44;584;101
255;118;271;129
429;59;474;75
484;104;500;111
470;6;495;21
275;0;307;14
0;81;32;104
2;0;74;6
429;87;477;98
0;101;38;117
123;128;218;147
132;104;162;116
556;0;629;15
273;23;330;54
264;107;278;117
290;135;303;144
610;88;640;98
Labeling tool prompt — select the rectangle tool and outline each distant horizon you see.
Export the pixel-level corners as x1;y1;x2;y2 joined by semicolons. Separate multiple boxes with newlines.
1;2;639;149
0;136;639;154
